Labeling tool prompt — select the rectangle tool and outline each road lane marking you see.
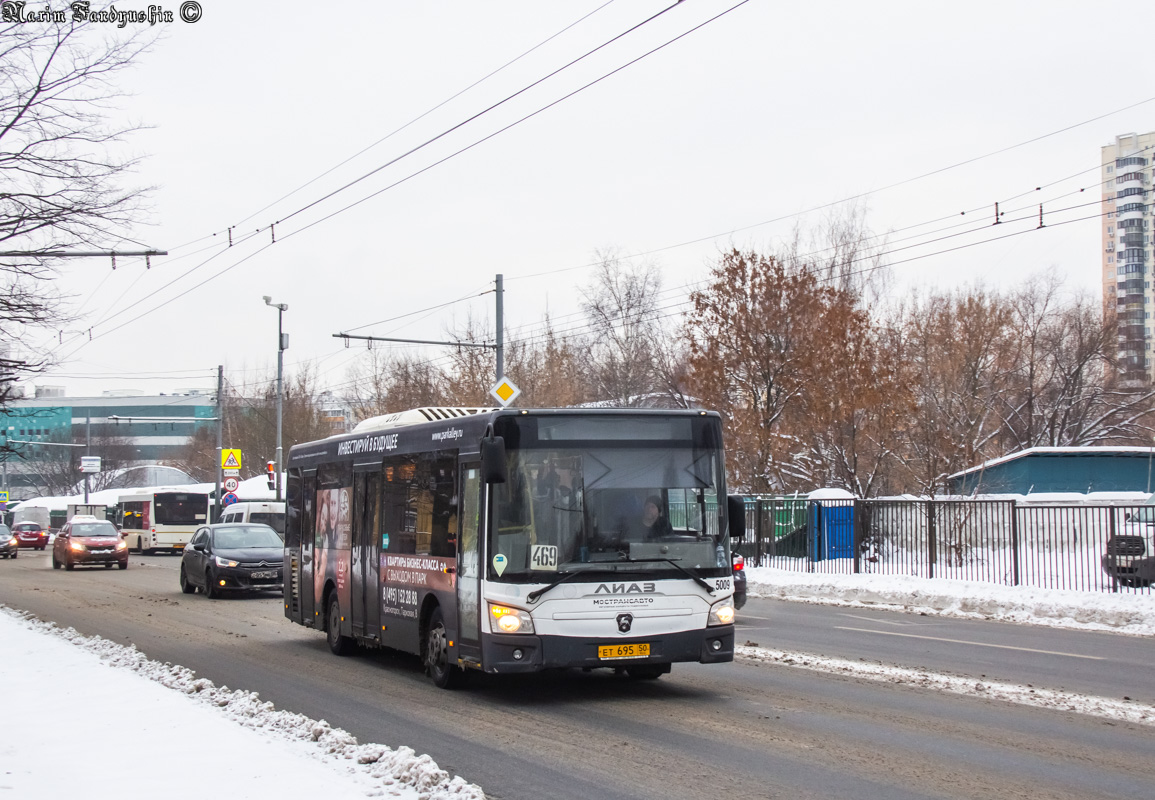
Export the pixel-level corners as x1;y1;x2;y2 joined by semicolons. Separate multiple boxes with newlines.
837;613;915;627
833;626;1105;660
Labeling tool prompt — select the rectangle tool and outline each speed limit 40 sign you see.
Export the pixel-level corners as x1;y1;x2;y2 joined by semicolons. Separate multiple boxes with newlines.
223;476;239;493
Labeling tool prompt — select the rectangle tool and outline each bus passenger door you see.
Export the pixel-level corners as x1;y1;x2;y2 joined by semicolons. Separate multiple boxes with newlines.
351;471;381;641
455;463;483;665
299;474;317;627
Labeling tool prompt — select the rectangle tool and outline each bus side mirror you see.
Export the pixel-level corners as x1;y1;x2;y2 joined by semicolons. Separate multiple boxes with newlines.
480;436;508;484
727;495;746;540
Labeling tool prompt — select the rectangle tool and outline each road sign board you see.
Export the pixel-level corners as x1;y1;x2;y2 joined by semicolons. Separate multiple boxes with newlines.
223;477;239;493
490;376;521;407
0;490;7;504
222;492;239;506
221;449;242;470
80;456;102;473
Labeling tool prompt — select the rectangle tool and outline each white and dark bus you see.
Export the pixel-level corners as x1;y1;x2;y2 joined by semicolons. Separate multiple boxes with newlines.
283;407;739;687
117;490;211;554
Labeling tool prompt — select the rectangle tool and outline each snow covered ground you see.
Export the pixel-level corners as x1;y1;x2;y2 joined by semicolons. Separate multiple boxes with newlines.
0;605;484;800
4;569;1154;799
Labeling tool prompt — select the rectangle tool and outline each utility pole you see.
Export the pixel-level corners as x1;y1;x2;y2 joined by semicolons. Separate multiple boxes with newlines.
332;273;506;397
264;298;288;503
215;365;223;521
495;273;504;380
84;413;91;504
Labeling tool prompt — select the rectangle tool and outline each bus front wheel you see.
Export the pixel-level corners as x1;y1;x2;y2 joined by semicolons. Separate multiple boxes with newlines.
326;596;352;656
424;607;462;689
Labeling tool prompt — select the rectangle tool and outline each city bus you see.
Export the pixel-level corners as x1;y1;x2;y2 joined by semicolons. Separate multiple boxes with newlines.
283;406;739;688
117;489;211;554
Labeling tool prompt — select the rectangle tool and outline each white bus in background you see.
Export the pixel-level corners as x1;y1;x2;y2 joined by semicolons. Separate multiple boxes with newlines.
118;490;210;554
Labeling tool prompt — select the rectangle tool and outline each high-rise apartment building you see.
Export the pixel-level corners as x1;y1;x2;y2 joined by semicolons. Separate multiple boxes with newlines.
1102;132;1155;385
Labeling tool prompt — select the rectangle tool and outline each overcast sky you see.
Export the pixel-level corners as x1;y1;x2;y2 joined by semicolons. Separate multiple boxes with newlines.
25;0;1155;399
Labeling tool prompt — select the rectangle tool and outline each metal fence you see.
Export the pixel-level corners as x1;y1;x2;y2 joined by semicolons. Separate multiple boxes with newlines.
733;497;1154;595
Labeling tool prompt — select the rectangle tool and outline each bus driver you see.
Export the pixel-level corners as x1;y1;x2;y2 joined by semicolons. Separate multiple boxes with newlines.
642;495;674;539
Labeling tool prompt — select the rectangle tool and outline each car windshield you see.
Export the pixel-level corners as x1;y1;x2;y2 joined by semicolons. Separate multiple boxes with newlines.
212;526;282;549
71;523;118;537
487;415;729;581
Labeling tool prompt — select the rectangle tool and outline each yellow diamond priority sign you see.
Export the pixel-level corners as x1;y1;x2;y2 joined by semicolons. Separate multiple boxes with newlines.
490;376;521;407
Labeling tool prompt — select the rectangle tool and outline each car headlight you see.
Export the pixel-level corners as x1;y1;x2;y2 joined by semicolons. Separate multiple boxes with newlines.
708;596;735;626
116;540;127;550
70;541;87;552
7;537;15;547
488;603;535;634
214;556;239;568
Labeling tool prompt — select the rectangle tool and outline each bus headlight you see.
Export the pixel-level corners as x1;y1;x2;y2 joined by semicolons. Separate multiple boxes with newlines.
488;603;535;635
708;596;735;626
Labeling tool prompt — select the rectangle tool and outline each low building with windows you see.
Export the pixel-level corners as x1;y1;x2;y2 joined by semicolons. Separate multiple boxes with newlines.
1;390;217;500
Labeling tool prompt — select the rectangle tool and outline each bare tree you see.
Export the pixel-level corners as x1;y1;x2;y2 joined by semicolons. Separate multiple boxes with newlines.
0;19;155;415
580;252;663;406
176;365;332;482
345;347;448;421
784;199;891;304
505;314;591;408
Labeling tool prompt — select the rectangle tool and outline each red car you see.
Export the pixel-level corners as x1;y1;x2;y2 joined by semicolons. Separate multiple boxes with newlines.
12;522;48;550
52;518;129;570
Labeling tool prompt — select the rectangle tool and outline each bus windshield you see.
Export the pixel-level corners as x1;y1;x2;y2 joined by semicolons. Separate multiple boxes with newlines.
488;416;727;581
153;493;207;526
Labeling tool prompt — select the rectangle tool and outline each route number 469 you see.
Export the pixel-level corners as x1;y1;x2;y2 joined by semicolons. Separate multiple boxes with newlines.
530;544;558;570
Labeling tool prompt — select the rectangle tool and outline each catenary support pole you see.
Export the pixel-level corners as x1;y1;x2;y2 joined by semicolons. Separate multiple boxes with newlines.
495;273;504;381
215;365;223;522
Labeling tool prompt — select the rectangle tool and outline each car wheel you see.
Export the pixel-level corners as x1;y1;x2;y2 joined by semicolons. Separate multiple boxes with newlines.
203;570;218;599
10;552;16;560
118;561;128;570
64;558;75;571
424;606;462;688
52;554;60;569
326;596;352;656
104;562;113;569
179;565;196;594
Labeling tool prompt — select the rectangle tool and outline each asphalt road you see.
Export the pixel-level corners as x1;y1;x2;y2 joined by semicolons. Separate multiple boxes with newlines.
2;549;1153;800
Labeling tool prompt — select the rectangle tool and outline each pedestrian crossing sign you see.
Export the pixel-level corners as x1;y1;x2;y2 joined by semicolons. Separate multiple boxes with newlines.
221;449;242;470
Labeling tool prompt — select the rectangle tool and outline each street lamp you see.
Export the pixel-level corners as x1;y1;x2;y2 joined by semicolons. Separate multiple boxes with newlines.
263;296;289;502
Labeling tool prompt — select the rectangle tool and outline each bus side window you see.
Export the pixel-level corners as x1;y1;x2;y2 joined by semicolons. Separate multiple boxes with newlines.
382;456;417;554
428;453;457;558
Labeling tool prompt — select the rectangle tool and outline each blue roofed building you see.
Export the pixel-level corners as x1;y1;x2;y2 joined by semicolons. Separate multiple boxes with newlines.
946;447;1155;496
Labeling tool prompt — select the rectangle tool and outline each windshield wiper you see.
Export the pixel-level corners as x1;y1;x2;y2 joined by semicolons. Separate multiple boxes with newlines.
620;557;717;595
526;566;604;604
526;557;719;604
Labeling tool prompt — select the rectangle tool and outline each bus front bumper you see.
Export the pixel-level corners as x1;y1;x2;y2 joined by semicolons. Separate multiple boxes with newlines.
480;625;734;674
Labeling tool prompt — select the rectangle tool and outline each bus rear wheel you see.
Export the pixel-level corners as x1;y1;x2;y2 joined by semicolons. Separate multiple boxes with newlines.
424;607;462;689
326;596;352;656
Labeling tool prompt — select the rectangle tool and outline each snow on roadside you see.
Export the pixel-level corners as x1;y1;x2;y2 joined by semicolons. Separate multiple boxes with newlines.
0;605;485;800
745;567;1155;636
734;645;1155;727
